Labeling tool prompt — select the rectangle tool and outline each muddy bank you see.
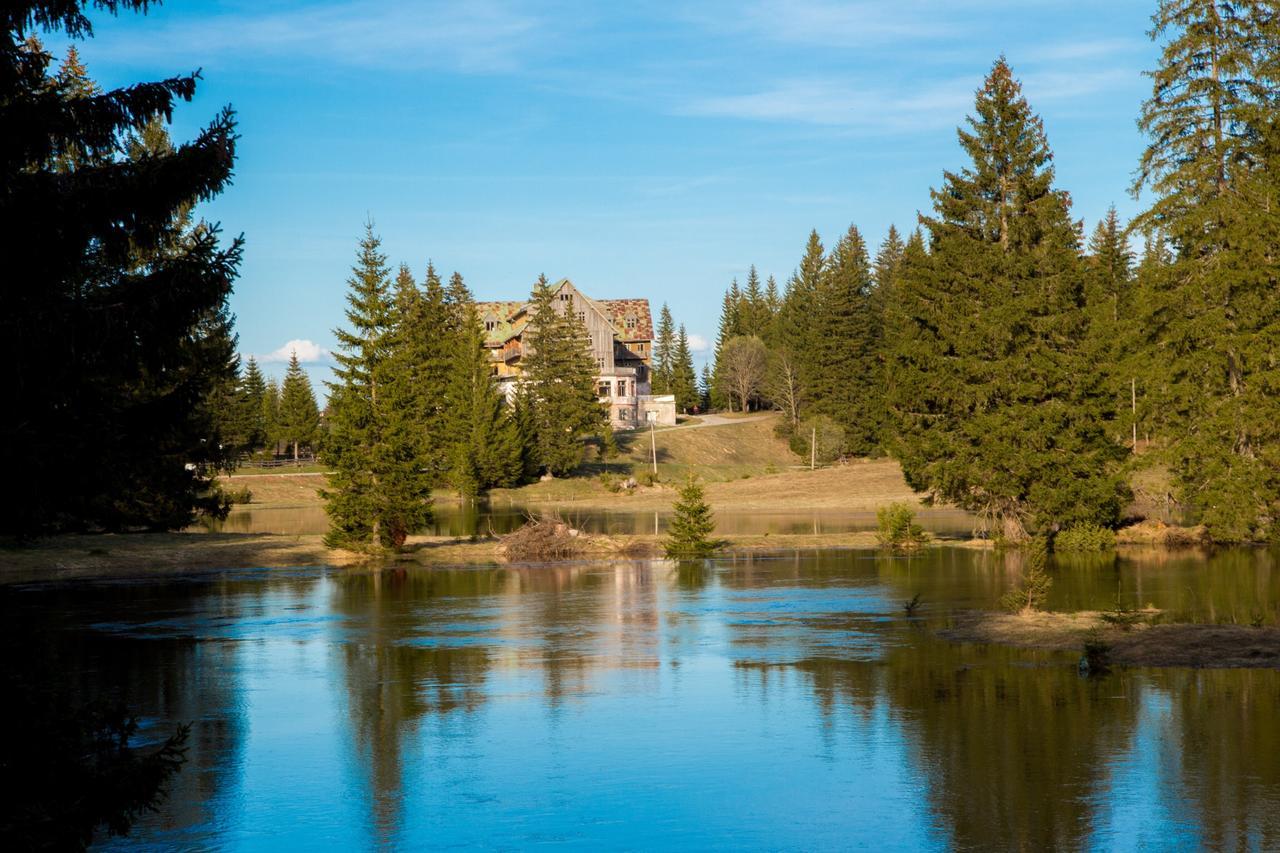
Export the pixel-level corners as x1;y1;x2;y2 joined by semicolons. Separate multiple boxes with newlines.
941;610;1280;669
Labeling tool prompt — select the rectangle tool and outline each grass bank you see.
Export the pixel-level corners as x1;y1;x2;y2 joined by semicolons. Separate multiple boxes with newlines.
941;610;1280;669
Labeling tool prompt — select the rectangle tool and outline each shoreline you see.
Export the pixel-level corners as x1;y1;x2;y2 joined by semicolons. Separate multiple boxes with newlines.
941;610;1280;669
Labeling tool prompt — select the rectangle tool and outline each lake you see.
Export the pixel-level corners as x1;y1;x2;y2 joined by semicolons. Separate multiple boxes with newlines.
7;546;1280;849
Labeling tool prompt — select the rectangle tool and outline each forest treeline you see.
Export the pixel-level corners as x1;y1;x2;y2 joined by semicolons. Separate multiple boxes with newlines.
710;5;1280;544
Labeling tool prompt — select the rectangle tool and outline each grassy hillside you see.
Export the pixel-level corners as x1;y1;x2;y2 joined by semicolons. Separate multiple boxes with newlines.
616;413;799;482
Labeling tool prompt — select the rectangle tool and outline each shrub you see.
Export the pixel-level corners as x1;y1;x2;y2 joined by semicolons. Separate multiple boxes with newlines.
877;503;927;548
789;415;846;466
637;469;660;487
1054;523;1116;552
999;538;1053;613
665;475;718;558
220;485;253;505
1099;598;1146;630
599;472;623;493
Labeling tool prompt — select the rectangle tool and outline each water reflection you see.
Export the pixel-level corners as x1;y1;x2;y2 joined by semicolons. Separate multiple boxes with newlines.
5;547;1277;848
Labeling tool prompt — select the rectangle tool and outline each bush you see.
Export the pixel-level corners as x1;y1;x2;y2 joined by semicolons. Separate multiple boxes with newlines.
599;472;623;493
999;538;1053;613
789;415;846;466
1099;598;1146;630
1054;523;1116;552
877;502;927;548
220;485;253;505
637;469;660;487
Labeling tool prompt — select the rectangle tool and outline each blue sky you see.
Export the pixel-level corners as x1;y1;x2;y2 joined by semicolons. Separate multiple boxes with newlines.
54;1;1159;385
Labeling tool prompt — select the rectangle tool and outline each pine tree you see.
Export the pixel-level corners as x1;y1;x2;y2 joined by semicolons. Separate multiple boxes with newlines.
522;278;606;477
885;59;1127;539
664;474;717;558
1084;207;1136;450
672;325;698;413
653;303;676;395
241;356;268;452
323;225;432;550
391;262;452;484
764;275;781;327
277;351;319;461
2;17;242;533
443;284;522;496
1129;3;1280;540
741;265;766;336
699;364;713;412
810;223;879;454
263;377;281;455
874;226;906;291
770;230;826;424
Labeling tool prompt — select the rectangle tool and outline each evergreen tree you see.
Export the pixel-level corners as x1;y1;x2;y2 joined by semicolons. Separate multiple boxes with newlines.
1084;207;1136;450
277;351;319;461
810;223;879;454
443;282;522;496
885;59;1127;539
699;364;713;412
672;324;699;413
1129;2;1280;540
522;278;606;477
323;225;432;550
241;356;268;452
741;265;766;336
263;377;281;456
770;230;826;424
653;303;676;395
391;262;453;484
2;12;242;533
874;226;906;291
764;275;781;328
664;475;717;558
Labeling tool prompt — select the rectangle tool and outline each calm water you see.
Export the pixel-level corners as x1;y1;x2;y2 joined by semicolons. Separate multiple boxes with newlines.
7;546;1280;850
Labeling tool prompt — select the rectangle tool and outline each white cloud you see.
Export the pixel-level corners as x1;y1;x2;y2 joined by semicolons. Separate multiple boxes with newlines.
262;339;330;363
687;333;711;352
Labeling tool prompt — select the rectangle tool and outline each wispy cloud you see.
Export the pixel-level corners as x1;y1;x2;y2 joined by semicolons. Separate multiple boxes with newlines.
88;1;546;73
261;339;330;363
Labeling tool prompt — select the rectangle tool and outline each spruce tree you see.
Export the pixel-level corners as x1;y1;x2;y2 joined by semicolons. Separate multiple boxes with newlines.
391;262;453;484
522;278;606;477
885;59;1127;539
1084;207;1136;450
1130;3;1280;540
764;275;781;330
811;223;879;454
241;356;268;452
672;324;699;413
443;284;522;496
664;474;717;558
653;303;676;395
2;10;242;533
323;225;432;549
699;363;713;412
770;231;826;425
741;265;766;336
263;377;281;456
277;351;319;461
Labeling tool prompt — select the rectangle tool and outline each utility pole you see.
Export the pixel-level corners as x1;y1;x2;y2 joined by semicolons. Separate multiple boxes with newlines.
810;425;816;471
1131;377;1137;454
651;420;658;476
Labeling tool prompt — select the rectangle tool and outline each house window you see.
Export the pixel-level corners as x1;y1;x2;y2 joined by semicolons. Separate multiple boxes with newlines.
577;310;586;323
560;293;571;302
625;316;636;330
617;380;627;397
597;357;606;370
598;382;611;397
485;319;496;331
620;409;630;421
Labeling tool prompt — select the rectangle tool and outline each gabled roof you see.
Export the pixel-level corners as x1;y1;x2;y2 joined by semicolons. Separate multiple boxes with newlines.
474;279;654;345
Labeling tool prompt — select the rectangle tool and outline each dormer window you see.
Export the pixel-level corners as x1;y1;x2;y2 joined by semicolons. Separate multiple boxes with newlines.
625;315;637;330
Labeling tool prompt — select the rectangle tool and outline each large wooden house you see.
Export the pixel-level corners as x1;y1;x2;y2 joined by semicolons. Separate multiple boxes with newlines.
476;279;676;428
